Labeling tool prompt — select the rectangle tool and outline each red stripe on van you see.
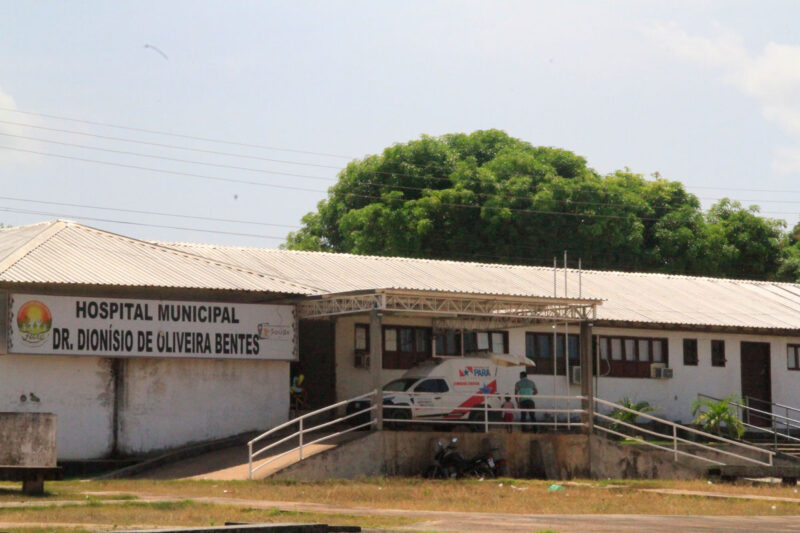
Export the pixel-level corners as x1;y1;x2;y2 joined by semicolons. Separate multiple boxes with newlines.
446;380;497;419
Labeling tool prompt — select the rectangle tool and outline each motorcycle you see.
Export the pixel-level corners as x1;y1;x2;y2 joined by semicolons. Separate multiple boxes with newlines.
424;438;462;479
470;447;509;478
423;438;509;479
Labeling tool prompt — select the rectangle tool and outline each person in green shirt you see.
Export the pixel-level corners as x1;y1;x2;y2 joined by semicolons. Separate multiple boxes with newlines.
515;371;538;432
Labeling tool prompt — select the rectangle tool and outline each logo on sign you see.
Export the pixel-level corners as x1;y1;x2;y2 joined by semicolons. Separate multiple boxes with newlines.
16;300;52;346
458;366;491;378
257;323;292;341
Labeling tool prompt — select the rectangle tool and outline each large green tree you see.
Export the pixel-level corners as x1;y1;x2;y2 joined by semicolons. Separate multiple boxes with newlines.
286;130;791;280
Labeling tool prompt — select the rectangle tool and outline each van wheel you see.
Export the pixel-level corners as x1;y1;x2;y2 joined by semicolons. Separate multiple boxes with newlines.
469;408;487;432
386;407;411;430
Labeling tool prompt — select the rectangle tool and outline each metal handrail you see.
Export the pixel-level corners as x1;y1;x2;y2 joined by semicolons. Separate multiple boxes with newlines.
594;397;774;466
697;393;800;451
698;394;800;427
381;392;586;432
247;389;377;479
745;395;800;418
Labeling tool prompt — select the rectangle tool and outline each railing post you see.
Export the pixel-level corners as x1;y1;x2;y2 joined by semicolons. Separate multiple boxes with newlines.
484;400;489;433
774;417;778;452
374;388;383;431
787;407;791;437
579;320;594;434
369;310;384;431
672;425;678;462
299;418;304;460
248;441;253;480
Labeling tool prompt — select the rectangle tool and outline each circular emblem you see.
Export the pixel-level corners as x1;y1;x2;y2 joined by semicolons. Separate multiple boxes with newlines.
17;300;52;346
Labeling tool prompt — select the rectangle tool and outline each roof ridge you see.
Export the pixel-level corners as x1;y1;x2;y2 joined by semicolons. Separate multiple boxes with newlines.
159;244;795;286
75;224;323;295
0;220;69;275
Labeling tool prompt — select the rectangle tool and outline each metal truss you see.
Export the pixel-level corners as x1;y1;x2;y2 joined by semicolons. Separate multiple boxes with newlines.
297;290;597;323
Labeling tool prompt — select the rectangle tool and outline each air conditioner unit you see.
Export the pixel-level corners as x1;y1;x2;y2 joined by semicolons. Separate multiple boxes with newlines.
655;367;673;379
570;366;582;385
650;363;672;379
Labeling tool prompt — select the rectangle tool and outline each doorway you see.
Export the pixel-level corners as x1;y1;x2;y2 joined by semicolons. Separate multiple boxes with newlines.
296;319;336;409
740;341;772;427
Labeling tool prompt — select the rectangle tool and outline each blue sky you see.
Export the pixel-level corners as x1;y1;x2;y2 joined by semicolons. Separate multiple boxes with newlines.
2;1;800;253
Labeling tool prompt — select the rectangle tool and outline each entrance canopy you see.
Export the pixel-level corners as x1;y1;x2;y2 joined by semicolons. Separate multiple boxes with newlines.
296;288;600;329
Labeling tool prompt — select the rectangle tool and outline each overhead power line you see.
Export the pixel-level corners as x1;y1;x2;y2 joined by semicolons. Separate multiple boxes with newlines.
0;144;667;222
0;206;290;241
0;107;352;159
0;119;343;171
0;195;301;229
5;130;798;216
5;116;800;206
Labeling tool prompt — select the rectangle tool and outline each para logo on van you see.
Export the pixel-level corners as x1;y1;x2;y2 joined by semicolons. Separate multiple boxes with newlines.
458;366;491;378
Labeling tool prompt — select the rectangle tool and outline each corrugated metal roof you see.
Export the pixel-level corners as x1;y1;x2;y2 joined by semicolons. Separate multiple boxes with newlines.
162;243;800;330
0;221;316;295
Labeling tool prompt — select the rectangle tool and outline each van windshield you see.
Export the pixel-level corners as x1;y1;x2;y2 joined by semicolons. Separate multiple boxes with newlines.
383;378;418;392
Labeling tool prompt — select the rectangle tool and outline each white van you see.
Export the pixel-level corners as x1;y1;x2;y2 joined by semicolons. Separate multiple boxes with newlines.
347;354;533;426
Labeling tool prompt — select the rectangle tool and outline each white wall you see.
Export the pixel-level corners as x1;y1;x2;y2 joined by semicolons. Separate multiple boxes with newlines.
0;354;289;460
332;317;800;425
119;358;288;455
0;354;114;460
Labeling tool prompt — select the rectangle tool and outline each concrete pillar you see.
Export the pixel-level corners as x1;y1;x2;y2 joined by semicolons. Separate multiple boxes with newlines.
369;310;383;430
579;320;594;433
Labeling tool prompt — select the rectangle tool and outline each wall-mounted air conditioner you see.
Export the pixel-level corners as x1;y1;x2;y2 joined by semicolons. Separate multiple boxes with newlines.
650;363;672;379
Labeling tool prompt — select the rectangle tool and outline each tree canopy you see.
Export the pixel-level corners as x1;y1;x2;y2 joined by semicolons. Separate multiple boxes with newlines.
286;130;796;281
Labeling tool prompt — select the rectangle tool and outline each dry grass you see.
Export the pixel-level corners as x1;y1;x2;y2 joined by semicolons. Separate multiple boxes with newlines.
10;477;800;515
0;500;417;530
0;476;799;533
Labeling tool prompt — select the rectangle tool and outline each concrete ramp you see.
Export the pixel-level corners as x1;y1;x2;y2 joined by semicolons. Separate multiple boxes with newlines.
131;432;364;480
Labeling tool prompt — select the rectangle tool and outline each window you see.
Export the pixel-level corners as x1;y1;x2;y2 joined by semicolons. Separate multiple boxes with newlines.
711;340;726;367
414;379;449;394
525;332;579;375
789;345;800;371
354;324;370;368
683;339;698;366
383;326;431;370
435;330;461;355
597;336;668;378
433;330;508;356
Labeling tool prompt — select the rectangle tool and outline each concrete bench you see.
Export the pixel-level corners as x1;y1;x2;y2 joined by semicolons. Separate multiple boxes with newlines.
707;465;800;486
0;465;63;495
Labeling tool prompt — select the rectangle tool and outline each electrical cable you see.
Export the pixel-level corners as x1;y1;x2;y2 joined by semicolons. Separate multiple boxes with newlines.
0;107;352;159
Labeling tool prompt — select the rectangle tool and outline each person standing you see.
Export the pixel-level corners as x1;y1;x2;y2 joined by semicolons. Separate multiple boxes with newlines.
515;371;538;432
502;395;515;433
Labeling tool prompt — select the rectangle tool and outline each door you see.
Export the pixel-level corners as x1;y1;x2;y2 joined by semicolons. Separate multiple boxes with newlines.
740;341;772;427
297;319;336;409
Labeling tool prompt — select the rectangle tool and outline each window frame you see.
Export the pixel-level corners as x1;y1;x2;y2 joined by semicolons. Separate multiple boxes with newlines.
597;335;669;378
525;332;580;376
382;325;432;370
788;344;800;371
683;338;698;366
433;329;509;356
711;339;726;367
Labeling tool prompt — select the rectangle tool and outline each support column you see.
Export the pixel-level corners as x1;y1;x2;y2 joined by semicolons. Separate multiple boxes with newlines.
369;310;383;430
579;320;594;433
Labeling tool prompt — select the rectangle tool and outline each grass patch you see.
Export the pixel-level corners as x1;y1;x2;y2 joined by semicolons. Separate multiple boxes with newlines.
1;476;800;532
0;500;417;530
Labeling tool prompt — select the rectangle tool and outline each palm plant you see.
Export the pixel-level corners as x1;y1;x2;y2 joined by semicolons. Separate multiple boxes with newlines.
691;395;745;439
610;397;656;434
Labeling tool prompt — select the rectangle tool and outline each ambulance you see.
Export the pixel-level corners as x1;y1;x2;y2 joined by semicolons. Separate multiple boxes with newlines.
347;353;534;426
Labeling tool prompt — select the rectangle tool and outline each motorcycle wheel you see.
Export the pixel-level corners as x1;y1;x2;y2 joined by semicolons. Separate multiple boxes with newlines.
423;465;445;479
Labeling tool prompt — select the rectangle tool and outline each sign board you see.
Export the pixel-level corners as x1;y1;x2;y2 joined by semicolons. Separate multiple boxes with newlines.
7;294;296;360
